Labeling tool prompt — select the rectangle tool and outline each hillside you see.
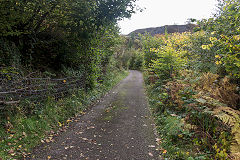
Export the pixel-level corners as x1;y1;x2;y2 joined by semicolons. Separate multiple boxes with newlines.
129;24;196;36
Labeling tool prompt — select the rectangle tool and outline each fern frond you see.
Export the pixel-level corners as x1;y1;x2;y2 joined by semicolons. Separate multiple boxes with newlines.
215;113;236;127
213;107;240;159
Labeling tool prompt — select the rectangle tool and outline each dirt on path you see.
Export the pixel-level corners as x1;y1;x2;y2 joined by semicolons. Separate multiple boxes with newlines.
28;70;160;160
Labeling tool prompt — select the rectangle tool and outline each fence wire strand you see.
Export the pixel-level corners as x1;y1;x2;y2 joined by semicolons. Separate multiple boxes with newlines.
0;71;85;107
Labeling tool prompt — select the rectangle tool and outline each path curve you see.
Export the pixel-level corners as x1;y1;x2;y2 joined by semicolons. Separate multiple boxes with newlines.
29;70;160;160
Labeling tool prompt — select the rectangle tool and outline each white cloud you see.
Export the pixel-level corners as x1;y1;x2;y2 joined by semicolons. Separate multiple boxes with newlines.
118;0;218;34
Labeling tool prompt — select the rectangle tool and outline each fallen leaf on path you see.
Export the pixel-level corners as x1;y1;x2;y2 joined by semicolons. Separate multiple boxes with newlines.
156;138;161;144
80;153;84;157
66;120;72;123
148;145;155;148
148;152;153;157
87;126;95;129
82;138;88;141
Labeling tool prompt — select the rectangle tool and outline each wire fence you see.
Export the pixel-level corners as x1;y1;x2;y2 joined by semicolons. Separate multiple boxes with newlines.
0;71;85;109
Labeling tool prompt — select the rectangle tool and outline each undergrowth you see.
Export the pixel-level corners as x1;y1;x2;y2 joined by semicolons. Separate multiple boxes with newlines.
0;70;128;160
145;70;239;160
145;77;206;160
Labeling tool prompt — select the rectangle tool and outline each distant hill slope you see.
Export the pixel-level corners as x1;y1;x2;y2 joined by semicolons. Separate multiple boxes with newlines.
128;24;196;36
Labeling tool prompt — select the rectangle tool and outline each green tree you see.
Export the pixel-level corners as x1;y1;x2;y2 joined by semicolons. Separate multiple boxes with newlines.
0;0;138;88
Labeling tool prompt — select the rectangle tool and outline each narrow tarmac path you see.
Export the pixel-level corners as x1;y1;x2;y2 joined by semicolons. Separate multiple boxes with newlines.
29;70;160;160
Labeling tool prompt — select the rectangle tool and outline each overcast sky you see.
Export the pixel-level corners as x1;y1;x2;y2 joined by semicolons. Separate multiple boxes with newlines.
118;0;219;35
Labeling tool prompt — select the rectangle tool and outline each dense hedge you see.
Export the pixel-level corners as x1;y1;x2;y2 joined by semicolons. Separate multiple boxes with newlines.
0;0;137;88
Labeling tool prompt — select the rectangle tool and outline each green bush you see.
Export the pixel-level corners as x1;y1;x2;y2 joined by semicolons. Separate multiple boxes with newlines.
129;49;144;70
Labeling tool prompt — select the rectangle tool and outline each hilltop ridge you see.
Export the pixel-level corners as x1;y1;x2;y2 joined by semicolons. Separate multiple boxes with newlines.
128;24;196;36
